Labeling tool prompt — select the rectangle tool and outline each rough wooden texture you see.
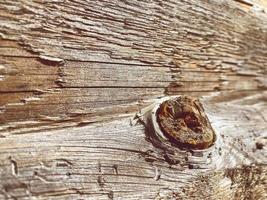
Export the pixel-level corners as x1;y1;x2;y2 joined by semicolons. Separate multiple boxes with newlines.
155;96;216;149
0;0;266;199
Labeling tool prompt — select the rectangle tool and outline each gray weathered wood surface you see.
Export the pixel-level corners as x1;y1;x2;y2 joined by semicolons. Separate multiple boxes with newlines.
0;0;266;199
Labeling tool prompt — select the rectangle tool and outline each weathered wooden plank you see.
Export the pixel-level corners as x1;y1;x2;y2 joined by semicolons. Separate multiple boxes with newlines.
0;0;266;133
0;93;266;199
0;42;266;132
0;0;266;199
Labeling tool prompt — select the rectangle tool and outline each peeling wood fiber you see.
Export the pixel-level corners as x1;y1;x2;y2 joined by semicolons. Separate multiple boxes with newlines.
0;0;266;199
0;0;267;132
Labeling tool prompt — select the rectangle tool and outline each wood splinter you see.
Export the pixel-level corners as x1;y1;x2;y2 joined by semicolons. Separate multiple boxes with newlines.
154;96;216;150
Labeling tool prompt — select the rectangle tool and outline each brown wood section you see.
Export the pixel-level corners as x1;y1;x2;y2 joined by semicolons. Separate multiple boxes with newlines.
0;0;266;199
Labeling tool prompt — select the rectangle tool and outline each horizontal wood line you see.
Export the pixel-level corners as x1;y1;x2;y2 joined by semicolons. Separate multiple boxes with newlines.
56;86;166;89
0;89;264;101
0;90;37;94
0;55;38;58
9;190;120;198
60;173;159;183
0;57;262;75
1;100;139;109
0;67;246;75
65;67;227;73
167;88;266;92
0;71;227;76
65;59;167;67
0;173;164;186
31;172;183;183
0;123;90;135
0;46;19;48
1;73;58;76
11;90;259;100
0;54;168;67
62;81;221;84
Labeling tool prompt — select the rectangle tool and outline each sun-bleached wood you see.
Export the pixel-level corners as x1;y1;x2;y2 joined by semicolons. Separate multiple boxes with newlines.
0;0;266;199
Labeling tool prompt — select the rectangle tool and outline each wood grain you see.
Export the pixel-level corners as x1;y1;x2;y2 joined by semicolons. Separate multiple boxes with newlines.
0;93;266;199
0;0;266;199
0;0;267;133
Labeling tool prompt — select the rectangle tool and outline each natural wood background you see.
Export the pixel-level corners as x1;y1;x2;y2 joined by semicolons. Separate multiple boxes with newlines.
0;0;266;199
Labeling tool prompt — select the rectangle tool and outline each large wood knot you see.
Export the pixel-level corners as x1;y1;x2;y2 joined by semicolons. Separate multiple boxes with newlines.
154;96;216;150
